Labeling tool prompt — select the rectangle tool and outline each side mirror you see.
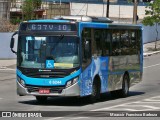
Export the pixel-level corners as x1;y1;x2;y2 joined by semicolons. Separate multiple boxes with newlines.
10;37;14;49
10;31;18;54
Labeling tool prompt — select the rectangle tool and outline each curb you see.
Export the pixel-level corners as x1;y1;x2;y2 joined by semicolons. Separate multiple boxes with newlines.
143;51;160;57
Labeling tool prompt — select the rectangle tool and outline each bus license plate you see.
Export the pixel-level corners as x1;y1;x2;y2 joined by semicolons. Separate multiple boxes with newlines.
39;89;50;94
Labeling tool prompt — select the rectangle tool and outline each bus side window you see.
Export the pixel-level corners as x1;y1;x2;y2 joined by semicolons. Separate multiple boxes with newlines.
94;29;102;56
137;30;141;54
82;28;92;68
112;30;121;56
103;30;111;56
121;30;129;55
129;30;137;54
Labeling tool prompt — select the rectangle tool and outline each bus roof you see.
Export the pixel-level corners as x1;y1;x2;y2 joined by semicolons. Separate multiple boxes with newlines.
28;19;71;23
79;22;142;30
27;16;142;29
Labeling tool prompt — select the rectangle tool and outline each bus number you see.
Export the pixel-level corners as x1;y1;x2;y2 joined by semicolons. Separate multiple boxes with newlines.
63;25;67;31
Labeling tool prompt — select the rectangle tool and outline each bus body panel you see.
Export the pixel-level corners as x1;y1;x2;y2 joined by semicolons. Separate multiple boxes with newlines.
79;22;143;96
14;19;143;98
79;57;109;97
17;69;81;86
17;80;80;96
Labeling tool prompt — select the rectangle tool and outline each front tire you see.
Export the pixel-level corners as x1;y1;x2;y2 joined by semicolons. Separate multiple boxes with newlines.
89;80;101;103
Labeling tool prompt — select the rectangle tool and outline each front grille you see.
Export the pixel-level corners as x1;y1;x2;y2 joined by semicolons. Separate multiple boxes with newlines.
17;67;79;78
26;85;65;93
26;71;67;78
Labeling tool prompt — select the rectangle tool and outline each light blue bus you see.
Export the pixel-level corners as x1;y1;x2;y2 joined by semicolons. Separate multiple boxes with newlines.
10;16;143;102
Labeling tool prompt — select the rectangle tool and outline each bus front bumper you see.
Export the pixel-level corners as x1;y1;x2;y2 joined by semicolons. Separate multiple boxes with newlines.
17;82;80;97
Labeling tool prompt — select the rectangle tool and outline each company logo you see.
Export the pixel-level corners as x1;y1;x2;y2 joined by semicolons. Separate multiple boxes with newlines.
2;112;11;117
39;69;51;72
40;75;50;78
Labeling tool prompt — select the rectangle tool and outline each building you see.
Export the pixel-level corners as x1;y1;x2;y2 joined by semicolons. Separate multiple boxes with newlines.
10;0;70;20
0;0;11;20
7;0;151;23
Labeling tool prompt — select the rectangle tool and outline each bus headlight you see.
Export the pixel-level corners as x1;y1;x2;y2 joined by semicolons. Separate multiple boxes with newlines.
72;77;78;84
66;80;72;88
66;77;79;88
17;76;25;87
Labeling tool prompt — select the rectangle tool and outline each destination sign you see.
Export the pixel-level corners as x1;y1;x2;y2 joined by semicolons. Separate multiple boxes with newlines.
20;23;77;32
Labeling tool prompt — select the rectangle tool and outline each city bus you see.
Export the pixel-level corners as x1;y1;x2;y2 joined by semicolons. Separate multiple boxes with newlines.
10;16;143;102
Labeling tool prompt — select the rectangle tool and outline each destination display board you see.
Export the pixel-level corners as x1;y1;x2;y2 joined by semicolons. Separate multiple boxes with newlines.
20;23;77;32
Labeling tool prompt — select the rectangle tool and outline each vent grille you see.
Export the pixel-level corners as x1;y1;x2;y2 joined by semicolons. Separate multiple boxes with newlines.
25;71;67;78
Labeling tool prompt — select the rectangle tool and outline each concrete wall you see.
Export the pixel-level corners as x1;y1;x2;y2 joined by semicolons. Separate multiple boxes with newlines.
0;25;160;59
0;0;10;20
0;33;17;59
143;24;160;43
70;3;146;19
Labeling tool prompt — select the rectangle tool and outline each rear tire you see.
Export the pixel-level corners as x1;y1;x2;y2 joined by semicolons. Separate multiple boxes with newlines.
111;74;129;98
36;96;48;103
119;74;129;97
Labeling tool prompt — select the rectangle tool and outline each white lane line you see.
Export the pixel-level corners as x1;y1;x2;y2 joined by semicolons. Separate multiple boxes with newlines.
135;101;160;104
45;117;64;120
92;95;160;111
44;96;160;120
0;69;15;71
91;102;130;111
144;63;160;69
65;117;89;120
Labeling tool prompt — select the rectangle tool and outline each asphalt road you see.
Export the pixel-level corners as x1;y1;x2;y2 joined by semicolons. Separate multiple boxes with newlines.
1;54;160;120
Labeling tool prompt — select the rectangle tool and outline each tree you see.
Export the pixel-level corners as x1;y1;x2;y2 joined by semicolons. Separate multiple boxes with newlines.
22;0;41;21
142;0;160;50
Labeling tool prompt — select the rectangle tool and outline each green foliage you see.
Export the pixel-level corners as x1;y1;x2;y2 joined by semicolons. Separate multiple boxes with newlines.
10;18;22;25
142;0;160;26
33;0;42;9
142;0;160;50
22;0;42;21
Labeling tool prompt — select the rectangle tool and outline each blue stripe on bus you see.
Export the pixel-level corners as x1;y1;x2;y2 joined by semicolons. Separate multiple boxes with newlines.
80;22;109;29
16;69;81;86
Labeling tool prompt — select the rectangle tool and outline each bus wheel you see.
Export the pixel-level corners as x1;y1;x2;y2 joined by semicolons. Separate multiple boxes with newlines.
35;96;48;103
89;80;100;103
111;74;129;98
119;74;129;97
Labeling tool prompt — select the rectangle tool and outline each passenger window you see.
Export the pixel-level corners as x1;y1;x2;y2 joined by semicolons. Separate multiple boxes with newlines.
82;28;91;69
112;30;121;56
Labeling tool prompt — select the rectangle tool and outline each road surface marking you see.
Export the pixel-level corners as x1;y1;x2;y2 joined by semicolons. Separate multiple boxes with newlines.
0;68;15;71
44;96;160;120
92;96;160;111
144;63;160;69
91;102;131;111
65;117;89;120
45;117;64;120
144;96;160;102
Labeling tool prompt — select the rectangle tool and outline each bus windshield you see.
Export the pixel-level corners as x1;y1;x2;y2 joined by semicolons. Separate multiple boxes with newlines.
17;35;80;69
